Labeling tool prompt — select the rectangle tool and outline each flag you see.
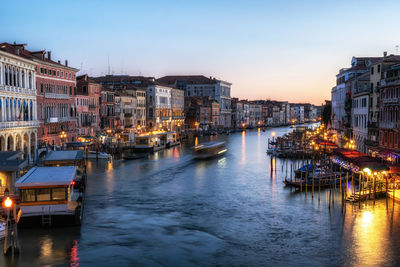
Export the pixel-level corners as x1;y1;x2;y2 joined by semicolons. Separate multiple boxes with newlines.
17;103;23;120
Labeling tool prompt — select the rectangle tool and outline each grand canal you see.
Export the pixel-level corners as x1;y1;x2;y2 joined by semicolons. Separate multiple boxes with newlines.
2;126;400;266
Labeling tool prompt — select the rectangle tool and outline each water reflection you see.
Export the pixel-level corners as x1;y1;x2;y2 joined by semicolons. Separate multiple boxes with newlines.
5;126;400;266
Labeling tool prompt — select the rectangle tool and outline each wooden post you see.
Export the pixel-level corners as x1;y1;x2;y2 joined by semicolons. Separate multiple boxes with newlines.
359;173;362;208
386;174;388;208
305;167;308;198
300;162;303;193
393;175;396;207
318;164;321;203
346;172;349;198
312;165;315;199
352;173;354;197
290;164;293;182
373;175;376;206
339;167;342;193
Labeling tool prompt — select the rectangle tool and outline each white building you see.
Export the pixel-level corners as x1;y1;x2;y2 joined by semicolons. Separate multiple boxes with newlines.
0;43;39;162
147;83;172;130
157;75;232;128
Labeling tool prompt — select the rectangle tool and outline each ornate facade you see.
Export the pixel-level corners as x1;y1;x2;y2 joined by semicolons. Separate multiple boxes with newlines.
0;43;39;163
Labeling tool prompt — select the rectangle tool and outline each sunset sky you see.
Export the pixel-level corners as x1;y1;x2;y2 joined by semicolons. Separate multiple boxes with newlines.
2;0;400;105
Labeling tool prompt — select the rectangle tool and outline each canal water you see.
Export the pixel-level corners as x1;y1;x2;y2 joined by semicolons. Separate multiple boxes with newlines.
2;126;400;266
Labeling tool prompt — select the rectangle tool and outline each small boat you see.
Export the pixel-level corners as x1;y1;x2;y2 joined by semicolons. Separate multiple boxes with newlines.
123;153;148;160
86;151;111;159
193;142;227;160
283;176;346;189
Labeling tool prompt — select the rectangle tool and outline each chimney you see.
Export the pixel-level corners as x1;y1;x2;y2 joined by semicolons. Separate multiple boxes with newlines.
47;51;51;60
384;51;388;57
65;60;68;66
58;60;61;64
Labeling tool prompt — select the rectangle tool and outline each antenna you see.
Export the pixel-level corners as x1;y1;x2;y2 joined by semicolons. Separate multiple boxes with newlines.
107;56;110;75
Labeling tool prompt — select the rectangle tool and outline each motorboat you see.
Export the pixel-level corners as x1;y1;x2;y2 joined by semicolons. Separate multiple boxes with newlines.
123;152;148;160
86;151;111;159
193;141;227;160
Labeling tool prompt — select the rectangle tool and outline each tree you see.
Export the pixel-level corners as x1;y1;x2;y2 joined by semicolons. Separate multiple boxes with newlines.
322;103;331;127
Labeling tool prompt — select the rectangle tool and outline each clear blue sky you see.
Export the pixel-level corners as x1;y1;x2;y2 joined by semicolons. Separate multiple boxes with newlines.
3;0;400;104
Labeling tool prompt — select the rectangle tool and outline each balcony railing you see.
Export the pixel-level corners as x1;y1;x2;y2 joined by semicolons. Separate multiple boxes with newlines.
380;121;399;129
382;98;399;104
46;117;73;123
0;120;39;128
44;92;70;99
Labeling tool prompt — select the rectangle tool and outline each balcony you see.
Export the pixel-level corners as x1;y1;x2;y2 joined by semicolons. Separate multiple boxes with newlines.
89;104;97;109
0;120;39;129
124;113;133;117
44;92;70;99
46;117;73;123
380;121;399;129
382;98;399;104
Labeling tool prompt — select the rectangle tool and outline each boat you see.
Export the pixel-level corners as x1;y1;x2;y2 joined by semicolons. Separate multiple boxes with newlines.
283;176;346;189
193;141;227;160
134;134;165;152
159;131;180;148
15;166;85;226
123;152;148;160
86;151;111;159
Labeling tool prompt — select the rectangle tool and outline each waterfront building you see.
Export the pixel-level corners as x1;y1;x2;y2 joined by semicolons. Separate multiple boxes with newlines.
157;75;232;128
331;57;381;144
75;94;90;137
351;72;370;153
249;102;262;127
100;90;116;131
231;98;244;129
0;43;39;161
146;81;172;131
171;88;185;132
29;49;78;148
184;97;219;130
379;63;400;150
366;53;400;153
115;91;136;131
76;75;100;136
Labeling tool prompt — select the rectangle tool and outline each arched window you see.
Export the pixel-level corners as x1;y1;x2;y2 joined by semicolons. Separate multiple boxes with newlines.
16;69;19;87
21;70;25;88
28;72;32;89
4;65;8;85
12;67;16;86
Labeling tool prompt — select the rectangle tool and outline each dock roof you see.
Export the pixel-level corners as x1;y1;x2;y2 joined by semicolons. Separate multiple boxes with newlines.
16;166;76;187
42;150;84;163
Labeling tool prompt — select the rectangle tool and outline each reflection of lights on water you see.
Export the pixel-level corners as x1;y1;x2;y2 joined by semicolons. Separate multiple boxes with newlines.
107;160;113;171
70;240;79;267
194;137;198;146
218;157;227;167
258;128;261;136
40;236;53;258
173;147;179;158
361;211;373;226
241;131;246;163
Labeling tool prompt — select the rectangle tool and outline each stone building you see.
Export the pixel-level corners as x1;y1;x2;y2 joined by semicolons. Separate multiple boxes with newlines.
0;42;39;162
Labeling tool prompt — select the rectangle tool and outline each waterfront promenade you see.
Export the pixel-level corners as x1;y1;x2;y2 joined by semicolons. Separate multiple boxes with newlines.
2;126;400;266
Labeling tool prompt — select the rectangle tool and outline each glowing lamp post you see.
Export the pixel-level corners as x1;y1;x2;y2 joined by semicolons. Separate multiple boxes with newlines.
2;195;20;255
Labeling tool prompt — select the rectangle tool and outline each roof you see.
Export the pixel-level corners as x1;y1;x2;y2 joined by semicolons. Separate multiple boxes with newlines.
0;151;27;171
16;166;76;187
157;75;232;86
0;42;78;71
42;150;84;163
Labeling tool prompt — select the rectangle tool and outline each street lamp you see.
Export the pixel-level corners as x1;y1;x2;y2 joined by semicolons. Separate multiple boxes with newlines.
60;131;67;149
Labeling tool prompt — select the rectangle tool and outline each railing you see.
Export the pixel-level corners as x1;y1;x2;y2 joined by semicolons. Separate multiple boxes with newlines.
383;98;398;104
45;117;73;123
380;121;399;129
44;92;70;99
1;85;36;96
0;120;39;128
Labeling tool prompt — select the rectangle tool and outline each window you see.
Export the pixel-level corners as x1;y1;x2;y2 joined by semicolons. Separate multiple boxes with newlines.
21;189;36;202
36;188;51;201
378;64;381;73
52;188;67;200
